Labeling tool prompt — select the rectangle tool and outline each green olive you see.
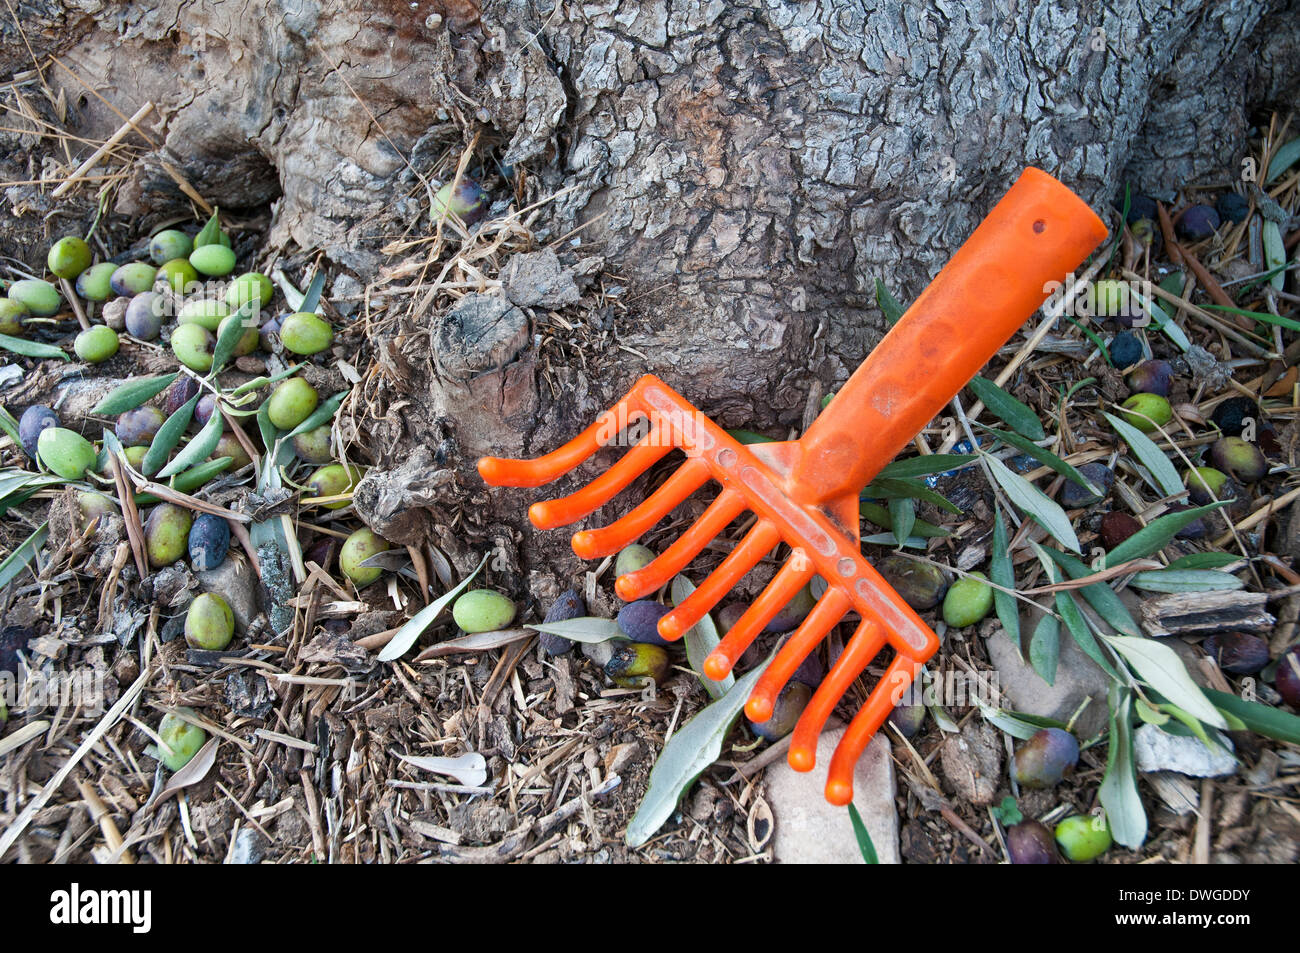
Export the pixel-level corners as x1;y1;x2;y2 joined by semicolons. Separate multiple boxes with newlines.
110;262;158;297
170;322;216;371
339;528;390;587
0;298;28;335
7;278;61;316
614;543;655;578
225;272;274;312
218;313;261;356
177;298;230;331
189;244;236;277
185;592;235;649
279;311;334;355
149;229;193;265
75;262;117;302
74;325;120;363
941;572;993;627
292;424;333;464
47;236;92;280
1119;393;1172;433
144;503;193;567
157;258;200;294
37;427;96;479
156;709;207;771
452;589;516;633
266;378;319;430
304;463;364;509
1054;814;1112;862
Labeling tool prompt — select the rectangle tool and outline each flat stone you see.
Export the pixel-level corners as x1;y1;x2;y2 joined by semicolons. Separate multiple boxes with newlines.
1134;723;1237;777
226;828;265;864
985;612;1111;738
766;728;899;864
500;248;581;308
938;719;1002;806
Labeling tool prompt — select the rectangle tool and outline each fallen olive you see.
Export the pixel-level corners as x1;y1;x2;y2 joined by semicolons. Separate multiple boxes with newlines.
617;599;672;646
752;681;812;740
210;433;251;470
74;325;119;363
194;393;221;428
1119;393;1172;432
1107;331;1141;368
1185;467;1228;505
1099;511;1142;550
124;292;165;340
259;313;283;352
18;405;57;458
291;424;333;464
218;313;261;357
942;571;993;627
47;236;92;280
452;589;516;632
266;378;319;430
339;528;390;587
715;602;745;634
177;298;229;331
157;258;199;294
149;229;193;265
185;592;234;649
7;278;61;316
304;463;363;509
614;543;655;579
1274;645;1300;707
225;272;274;312
605;642;669;688
170;322;216;371
1013;727;1079;788
1176;204;1220;241
0;297;27;335
37;427;96;479
1118;192;1157;223
144;503;193;567
877;553;948;611
110;262;158;297
75;262;117;302
1202;632;1269;675
122;445;148;469
431;177;488;224
76;491;117;529
1215;192;1249;224
1054;814;1111;862
1087;279;1131;319
156;709;207;771
1127;359;1173;398
189;243;236;277
1210;396;1259;438
115;406;166;447
768;584;816;632
539;588;586;656
279;311;334;355
1208;437;1267;484
162;376;200;417
1059;462;1113;508
1006;820;1061;864
887;703;926;738
188;513;230;571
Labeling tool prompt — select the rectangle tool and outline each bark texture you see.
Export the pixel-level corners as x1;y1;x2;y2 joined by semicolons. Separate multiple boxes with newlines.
5;0;1299;564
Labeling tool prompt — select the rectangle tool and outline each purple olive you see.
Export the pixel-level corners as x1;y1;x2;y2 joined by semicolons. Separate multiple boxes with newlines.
109;262;158;297
1202;632;1269;675
1100;511;1142;550
1116;192;1157;224
162;376;200;417
1170;502;1208;540
1127;359;1174;398
887;704;926;738
124;292;165;340
259;313;285;352
1210;396;1259;438
715;603;746;633
1175;204;1220;241
194;393;222;429
616;600;672;646
1006;820;1062;864
1215;192;1249;224
1059;462;1113;509
1108;332;1142;369
431;177;488;225
877;554;948;611
1208;437;1267;484
752;682;812;741
1275;646;1300;707
115;406;166;447
1013;728;1080;789
539;589;586;657
18;405;58;459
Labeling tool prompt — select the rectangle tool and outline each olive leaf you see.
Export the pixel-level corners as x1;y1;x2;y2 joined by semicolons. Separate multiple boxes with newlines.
1205;689;1300;745
888;496;916;548
862;476;961;514
300;270;328;315
156;408;225;479
671;575;733;700
0;522;48;589
859;501;949;537
134;456;232;506
91;373;179;416
1166;552;1243;571
141;392;200;477
975;422;1099;494
1127;568;1244;593
847;803;879;864
876;454;977;480
378;552;490;662
874;278;906;326
525;617;623;644
1266;136;1300;182
1042;548;1141;637
228;364;303;396
1028;613;1059;686
990;508;1019;644
1103;500;1230;568
194;207;222;247
982;454;1081;553
975;699;1069;740
210;302;258;374
0;405;20;449
1104;636;1226;729
1103;412;1182;497
967;375;1044;440
1128;286;1191;353
1263;220;1286;293
1099;685;1147;849
626;656;772;848
0;333;69;362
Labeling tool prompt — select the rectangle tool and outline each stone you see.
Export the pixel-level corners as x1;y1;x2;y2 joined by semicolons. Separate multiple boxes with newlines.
500;249;581;308
766;729;898;864
938;719;1003;806
226;828;265;864
1134;723;1237;778
985;612;1111;739
196;551;260;631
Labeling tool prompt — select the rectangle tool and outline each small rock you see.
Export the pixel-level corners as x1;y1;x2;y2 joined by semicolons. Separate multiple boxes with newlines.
1134;723;1237;777
226;828;265;864
225;670;273;718
196;552;260;631
939;719;1002;806
766;729;899;864
500;248;581;308
1059;462;1113;508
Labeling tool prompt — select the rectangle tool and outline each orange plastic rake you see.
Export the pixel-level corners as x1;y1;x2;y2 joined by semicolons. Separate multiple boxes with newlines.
479;168;1107;804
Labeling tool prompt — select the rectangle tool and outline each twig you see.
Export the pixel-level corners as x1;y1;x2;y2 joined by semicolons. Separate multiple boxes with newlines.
51;102;154;198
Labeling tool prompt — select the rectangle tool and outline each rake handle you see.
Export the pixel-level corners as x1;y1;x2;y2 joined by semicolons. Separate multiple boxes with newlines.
792;168;1108;505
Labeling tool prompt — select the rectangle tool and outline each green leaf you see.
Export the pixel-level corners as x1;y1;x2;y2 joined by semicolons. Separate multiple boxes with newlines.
726;429;776;445
228;364;303;396
626;658;771;848
280;389;348;445
1042;549;1141;637
976;698;1068;740
525;617;624;644
156;408;225;479
1135;697;1170;726
1103;412;1183;497
0;333;68;361
1104;636;1227;729
134;457;233;505
858;501;949;537
874;279;906;326
862;477;961;514
1205;689;1300;745
1166;552;1244;571
90;373;179;416
847;803;879;863
1130;288;1190;353
860;533;929;549
0;522;48;589
1099;685;1146;849
1202;302;1300;333
990;796;1023;827
671;575;734;701
0;405;20;449
990;509;1019;644
976;423;1099;494
1266;137;1300;182
1128;568;1244;593
982;454;1080;553
876;454;977;480
1104;501;1231;568
300;271;328;315
378;553;490;662
888;497;915;548
1263;220;1286;293
210;302;257;374
140;393;200;477
1157;702;1228;755
194;207;222;247
1029;613;1059;686
967;375;1044;440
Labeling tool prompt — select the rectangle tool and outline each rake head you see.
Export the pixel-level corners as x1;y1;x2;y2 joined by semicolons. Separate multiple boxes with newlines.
478;167;1108;805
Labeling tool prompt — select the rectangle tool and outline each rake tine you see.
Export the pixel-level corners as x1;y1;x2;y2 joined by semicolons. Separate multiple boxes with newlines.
824;654;922;805
478;390;652;488
701;553;816;679
787;619;887;773
528;422;674;529
745;588;852;723
614;488;748;604
657;519;782;641
571;458;712;559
